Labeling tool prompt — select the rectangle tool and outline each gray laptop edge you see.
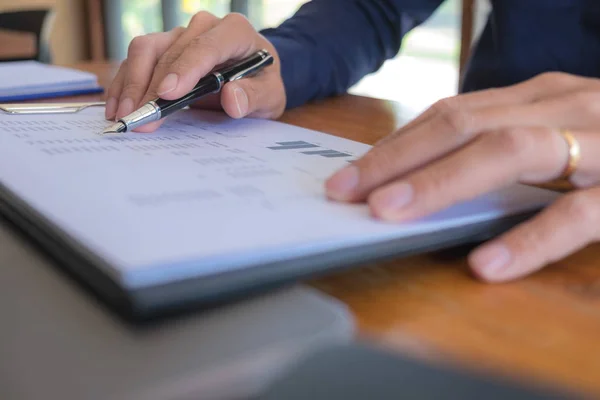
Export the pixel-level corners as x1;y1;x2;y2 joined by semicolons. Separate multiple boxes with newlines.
1;214;354;399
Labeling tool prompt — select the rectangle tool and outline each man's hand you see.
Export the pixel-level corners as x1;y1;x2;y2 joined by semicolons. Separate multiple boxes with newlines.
105;11;286;132
325;72;600;282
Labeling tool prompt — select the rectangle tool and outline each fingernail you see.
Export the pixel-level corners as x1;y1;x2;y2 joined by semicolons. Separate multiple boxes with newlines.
116;98;134;119
158;73;178;95
105;97;117;119
470;243;511;277
371;183;413;217
233;87;248;117
326;166;359;200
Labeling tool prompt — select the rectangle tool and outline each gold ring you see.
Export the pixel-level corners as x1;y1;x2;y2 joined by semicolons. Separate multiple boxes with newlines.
558;129;581;180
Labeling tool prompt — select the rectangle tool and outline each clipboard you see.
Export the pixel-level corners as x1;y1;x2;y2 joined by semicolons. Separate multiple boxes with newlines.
0;102;105;115
0;106;562;322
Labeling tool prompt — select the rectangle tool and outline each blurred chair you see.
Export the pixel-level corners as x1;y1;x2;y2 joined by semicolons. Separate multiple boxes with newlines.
459;0;491;89
459;0;475;88
0;9;56;63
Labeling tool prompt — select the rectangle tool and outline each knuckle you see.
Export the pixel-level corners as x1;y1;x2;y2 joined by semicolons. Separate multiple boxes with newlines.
188;34;221;60
487;128;534;161
432;97;472;135
169;26;186;36
156;50;180;70
572;91;600;115
127;35;152;56
534;71;572;87
417;170;448;198
143;89;158;100
189;33;218;50
168;57;190;75
359;146;399;182
121;81;146;97
189;10;218;26
223;12;251;27
559;193;599;234
513;226;546;255
431;97;456;116
107;62;127;96
107;85;122;99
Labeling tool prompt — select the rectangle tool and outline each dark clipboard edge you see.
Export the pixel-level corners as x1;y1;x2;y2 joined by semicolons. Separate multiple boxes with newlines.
0;181;542;323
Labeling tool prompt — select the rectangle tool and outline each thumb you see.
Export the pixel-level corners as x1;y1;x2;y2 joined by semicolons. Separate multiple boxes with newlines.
220;74;285;119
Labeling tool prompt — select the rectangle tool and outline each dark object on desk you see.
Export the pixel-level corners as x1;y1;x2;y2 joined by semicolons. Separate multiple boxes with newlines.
0;9;55;63
260;343;580;400
0;214;353;400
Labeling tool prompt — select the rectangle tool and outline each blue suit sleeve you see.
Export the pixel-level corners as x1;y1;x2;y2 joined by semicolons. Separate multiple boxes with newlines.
260;0;444;109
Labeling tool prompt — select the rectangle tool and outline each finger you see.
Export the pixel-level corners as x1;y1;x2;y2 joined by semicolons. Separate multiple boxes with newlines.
367;127;567;222
510;72;600;101
137;73;285;133
115;29;185;120
105;61;127;119
468;90;600;134
154;13;260;102
325;85;600;203
138;11;222;105
568;130;600;187
374;90;512;148
326;96;487;202
130;119;163;133
468;188;600;282
220;70;285;119
189;93;222;110
374;72;599;148
374;89;520;148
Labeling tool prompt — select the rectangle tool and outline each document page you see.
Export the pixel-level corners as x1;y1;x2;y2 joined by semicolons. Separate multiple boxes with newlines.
0;108;558;288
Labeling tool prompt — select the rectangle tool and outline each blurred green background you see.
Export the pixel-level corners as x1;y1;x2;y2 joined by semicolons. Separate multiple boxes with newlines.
122;0;458;61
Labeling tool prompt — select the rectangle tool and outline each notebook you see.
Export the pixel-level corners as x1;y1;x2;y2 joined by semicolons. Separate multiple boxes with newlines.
0;107;561;319
0;61;103;101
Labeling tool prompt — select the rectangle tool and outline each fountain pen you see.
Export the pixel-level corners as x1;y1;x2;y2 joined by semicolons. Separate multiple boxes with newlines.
101;49;274;134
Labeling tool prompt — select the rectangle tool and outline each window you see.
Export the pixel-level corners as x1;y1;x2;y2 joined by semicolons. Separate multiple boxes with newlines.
120;0;162;40
349;0;460;118
107;0;461;117
115;0;305;43
179;0;306;29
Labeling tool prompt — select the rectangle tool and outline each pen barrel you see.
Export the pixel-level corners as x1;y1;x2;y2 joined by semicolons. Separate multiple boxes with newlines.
155;74;221;118
220;51;274;81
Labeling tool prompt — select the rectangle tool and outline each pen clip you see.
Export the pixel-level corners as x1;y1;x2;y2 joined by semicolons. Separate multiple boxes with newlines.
223;50;274;82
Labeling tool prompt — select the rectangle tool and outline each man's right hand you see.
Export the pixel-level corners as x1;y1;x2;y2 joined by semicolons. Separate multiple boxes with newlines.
104;11;286;132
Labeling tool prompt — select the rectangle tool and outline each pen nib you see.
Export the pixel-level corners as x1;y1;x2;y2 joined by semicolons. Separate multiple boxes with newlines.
101;121;126;135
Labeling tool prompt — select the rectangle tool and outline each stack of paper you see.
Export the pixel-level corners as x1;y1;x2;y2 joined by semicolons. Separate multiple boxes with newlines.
0;107;562;315
0;108;560;290
0;60;102;101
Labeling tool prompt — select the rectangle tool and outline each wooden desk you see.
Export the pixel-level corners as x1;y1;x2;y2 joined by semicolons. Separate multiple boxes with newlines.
34;63;600;397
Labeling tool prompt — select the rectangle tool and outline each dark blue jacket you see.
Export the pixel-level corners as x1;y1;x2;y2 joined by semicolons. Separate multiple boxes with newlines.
261;0;600;109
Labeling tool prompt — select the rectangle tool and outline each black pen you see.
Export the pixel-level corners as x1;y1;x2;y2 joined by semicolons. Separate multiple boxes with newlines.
101;49;274;134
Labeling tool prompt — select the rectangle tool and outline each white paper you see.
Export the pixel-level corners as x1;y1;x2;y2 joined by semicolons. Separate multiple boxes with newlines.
0;61;98;97
0;108;560;288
